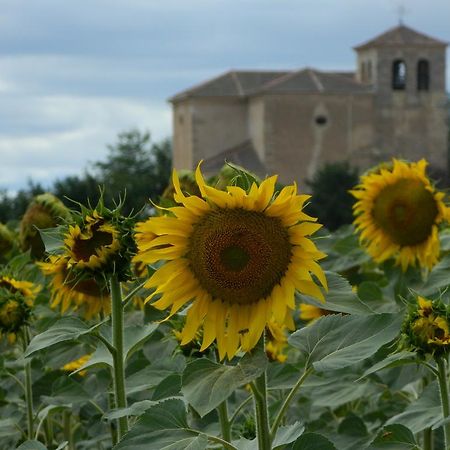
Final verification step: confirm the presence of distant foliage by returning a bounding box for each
[93,130,172,215]
[306,161,359,231]
[0,181,45,224]
[0,130,172,222]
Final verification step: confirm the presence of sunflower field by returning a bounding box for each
[0,159,450,450]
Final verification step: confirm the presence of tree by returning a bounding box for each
[92,130,172,215]
[0,181,44,224]
[53,173,102,209]
[305,161,359,231]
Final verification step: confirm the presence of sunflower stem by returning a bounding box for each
[63,410,74,450]
[270,366,312,439]
[251,371,271,450]
[423,427,433,450]
[436,357,450,450]
[110,274,129,439]
[213,348,232,443]
[108,391,118,446]
[217,398,232,443]
[22,326,34,440]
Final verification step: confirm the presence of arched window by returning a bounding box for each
[417,59,430,91]
[392,60,406,90]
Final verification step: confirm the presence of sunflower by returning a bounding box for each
[351,159,449,271]
[40,256,110,319]
[0,276,40,343]
[134,165,327,360]
[266,321,289,363]
[65,211,121,271]
[299,303,333,322]
[62,354,92,376]
[402,296,450,356]
[20,193,71,259]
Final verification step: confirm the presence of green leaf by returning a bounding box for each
[38,226,65,253]
[103,400,156,421]
[416,253,450,297]
[124,323,159,360]
[338,414,368,437]
[25,317,91,357]
[41,376,91,406]
[289,313,402,372]
[386,382,442,432]
[292,433,337,449]
[368,424,419,449]
[182,350,267,417]
[358,281,383,302]
[72,341,113,374]
[152,374,182,400]
[0,418,20,439]
[16,441,48,450]
[359,352,418,379]
[55,443,69,450]
[303,377,378,409]
[272,421,305,448]
[299,272,375,315]
[440,232,450,251]
[232,437,257,450]
[319,226,371,273]
[114,399,208,450]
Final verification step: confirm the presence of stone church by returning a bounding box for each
[170,25,448,186]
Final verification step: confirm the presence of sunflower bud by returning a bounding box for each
[266,321,288,363]
[0,276,39,343]
[159,170,201,211]
[0,223,15,256]
[402,296,450,356]
[214,163,260,191]
[20,193,71,259]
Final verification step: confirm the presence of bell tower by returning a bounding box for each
[354,25,448,170]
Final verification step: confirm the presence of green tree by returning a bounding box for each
[305,161,359,231]
[53,173,102,209]
[0,181,44,224]
[92,130,172,215]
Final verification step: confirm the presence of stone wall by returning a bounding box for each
[261,93,375,187]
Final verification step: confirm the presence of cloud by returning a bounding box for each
[0,95,170,191]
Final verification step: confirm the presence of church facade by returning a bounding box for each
[170,25,448,186]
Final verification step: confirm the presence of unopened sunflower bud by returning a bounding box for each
[0,223,15,256]
[20,193,71,259]
[402,296,450,356]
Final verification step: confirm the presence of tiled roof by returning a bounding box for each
[170,71,288,101]
[170,69,371,101]
[354,24,447,50]
[260,69,372,94]
[201,140,267,177]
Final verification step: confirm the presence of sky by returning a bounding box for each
[0,0,449,193]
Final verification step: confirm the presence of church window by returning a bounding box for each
[392,60,406,90]
[417,59,430,91]
[315,115,328,126]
